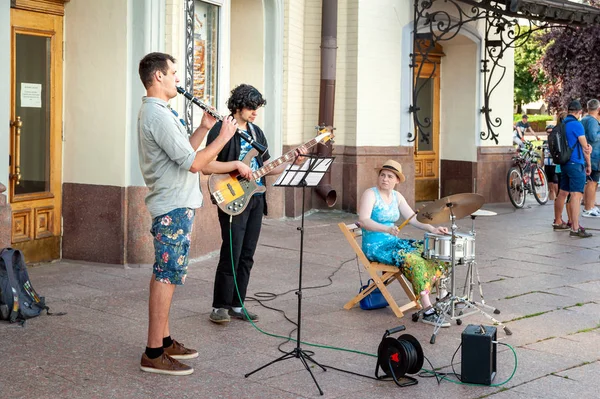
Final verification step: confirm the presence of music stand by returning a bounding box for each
[244,153,334,396]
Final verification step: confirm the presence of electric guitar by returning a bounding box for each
[209,128,334,216]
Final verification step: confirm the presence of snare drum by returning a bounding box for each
[423,232,475,263]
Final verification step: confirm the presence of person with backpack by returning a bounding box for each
[543,125,559,201]
[580,99,600,218]
[552,100,593,238]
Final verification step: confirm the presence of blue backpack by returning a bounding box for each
[0,248,56,324]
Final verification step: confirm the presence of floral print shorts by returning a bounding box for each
[151,208,195,285]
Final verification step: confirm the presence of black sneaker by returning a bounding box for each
[570,228,592,238]
[228,308,259,322]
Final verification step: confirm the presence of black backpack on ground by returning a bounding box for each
[0,248,52,324]
[547,119,578,165]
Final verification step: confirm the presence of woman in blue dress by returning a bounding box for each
[358,160,450,326]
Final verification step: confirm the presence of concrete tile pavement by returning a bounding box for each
[1,199,599,398]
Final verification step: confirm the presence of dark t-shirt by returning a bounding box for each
[516,121,530,130]
[206,121,270,164]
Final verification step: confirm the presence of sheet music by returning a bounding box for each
[273,158,334,187]
[273,162,309,186]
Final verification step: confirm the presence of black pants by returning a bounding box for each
[212,195,264,309]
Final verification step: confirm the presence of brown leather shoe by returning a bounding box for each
[140,353,194,376]
[164,339,198,360]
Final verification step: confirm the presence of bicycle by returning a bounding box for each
[506,140,549,208]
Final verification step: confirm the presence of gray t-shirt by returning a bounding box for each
[137,96,203,218]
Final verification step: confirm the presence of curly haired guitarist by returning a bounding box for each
[202,84,305,323]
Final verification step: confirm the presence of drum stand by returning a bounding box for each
[460,214,501,315]
[427,206,512,344]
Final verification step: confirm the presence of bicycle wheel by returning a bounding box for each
[531,166,549,205]
[507,167,526,208]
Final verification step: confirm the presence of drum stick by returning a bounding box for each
[396,211,419,232]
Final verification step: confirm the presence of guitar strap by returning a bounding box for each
[247,122,258,142]
[246,122,268,192]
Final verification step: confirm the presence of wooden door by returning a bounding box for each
[9,8,63,263]
[414,49,441,202]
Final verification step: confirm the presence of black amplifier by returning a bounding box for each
[461,324,497,385]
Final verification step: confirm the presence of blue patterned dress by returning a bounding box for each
[361,187,446,297]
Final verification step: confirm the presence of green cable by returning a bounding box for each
[228,217,377,358]
[228,218,518,383]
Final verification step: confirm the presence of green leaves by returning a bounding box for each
[540,21,600,111]
[514,28,548,109]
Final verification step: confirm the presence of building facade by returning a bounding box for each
[1,0,521,265]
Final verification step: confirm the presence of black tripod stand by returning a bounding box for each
[244,154,334,396]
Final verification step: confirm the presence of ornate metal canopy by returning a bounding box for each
[410,0,600,145]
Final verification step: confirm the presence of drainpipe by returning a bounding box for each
[315,0,337,207]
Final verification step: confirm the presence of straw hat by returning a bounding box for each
[375,159,406,183]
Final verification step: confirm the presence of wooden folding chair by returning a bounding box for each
[338,222,421,318]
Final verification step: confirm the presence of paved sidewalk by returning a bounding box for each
[1,200,599,399]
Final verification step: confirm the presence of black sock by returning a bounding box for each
[145,346,164,359]
[162,336,173,348]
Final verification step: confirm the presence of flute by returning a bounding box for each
[176,86,268,155]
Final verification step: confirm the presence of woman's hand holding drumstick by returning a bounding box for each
[387,211,419,237]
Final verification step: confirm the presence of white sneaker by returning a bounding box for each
[582,207,600,218]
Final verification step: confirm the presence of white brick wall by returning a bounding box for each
[283,0,359,148]
[334,0,359,147]
[283,0,308,146]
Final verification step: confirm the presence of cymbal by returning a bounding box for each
[417,193,485,224]
[471,209,497,217]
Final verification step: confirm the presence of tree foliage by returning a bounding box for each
[538,1,600,111]
[514,28,547,109]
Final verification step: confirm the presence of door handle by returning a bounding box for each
[10,116,22,186]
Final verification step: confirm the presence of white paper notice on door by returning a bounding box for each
[21,83,42,108]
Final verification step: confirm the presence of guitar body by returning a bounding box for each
[208,148,266,216]
[209,129,334,216]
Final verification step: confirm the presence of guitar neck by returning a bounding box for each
[252,136,325,180]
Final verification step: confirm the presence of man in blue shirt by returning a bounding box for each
[581,99,600,217]
[554,100,592,238]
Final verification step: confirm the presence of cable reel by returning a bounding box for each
[375,325,424,387]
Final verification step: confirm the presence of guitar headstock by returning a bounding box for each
[316,125,335,143]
